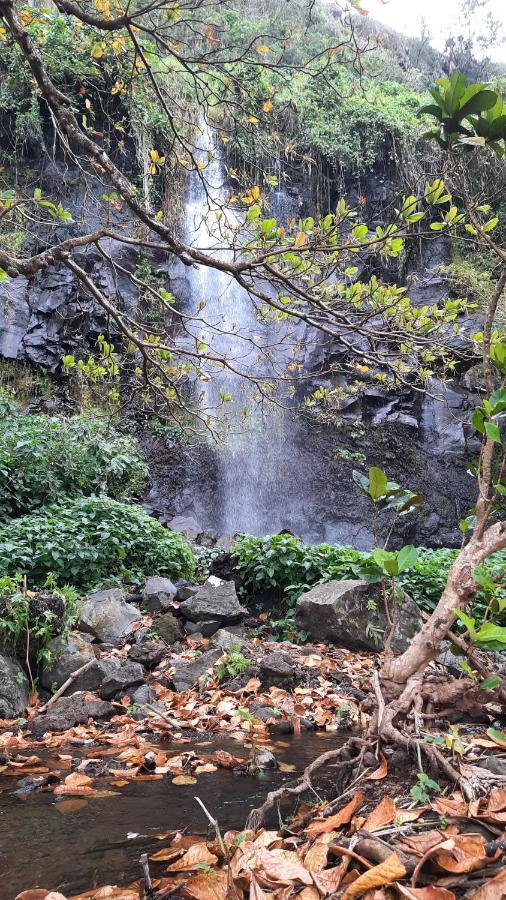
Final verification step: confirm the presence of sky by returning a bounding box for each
[359,0,506,62]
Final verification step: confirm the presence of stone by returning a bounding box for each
[169,515,203,539]
[30,693,114,737]
[128,639,166,669]
[185,619,222,637]
[174,580,198,601]
[250,703,283,724]
[129,683,155,706]
[179,580,248,624]
[77,588,142,646]
[142,577,177,614]
[153,612,184,645]
[259,652,295,688]
[171,649,223,692]
[296,579,423,652]
[58,657,144,699]
[0,653,29,719]
[40,632,97,691]
[255,750,277,769]
[211,628,245,651]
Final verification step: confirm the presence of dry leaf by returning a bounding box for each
[307,791,364,835]
[341,852,406,899]
[304,841,328,873]
[362,797,397,832]
[396,885,456,899]
[467,867,506,899]
[366,754,388,781]
[55,798,89,815]
[278,762,296,773]
[172,775,197,785]
[167,844,218,871]
[432,834,493,874]
[180,871,228,900]
[256,847,313,886]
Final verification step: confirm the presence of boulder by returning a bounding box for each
[77,588,142,645]
[211,628,245,651]
[174,580,198,601]
[296,579,423,652]
[259,652,295,688]
[142,577,177,614]
[40,632,97,691]
[179,579,247,624]
[56,657,145,699]
[184,619,222,637]
[172,649,222,692]
[169,515,202,539]
[0,653,29,719]
[128,639,166,669]
[153,612,184,645]
[30,693,114,737]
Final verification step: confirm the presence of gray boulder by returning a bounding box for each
[40,632,97,691]
[142,577,177,613]
[169,515,203,539]
[179,579,247,624]
[30,693,114,737]
[63,657,145,699]
[296,579,423,652]
[211,628,245,651]
[172,649,222,692]
[0,653,29,719]
[153,612,184,645]
[185,619,222,637]
[259,652,295,688]
[128,639,166,669]
[77,588,142,645]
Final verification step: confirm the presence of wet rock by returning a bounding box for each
[185,619,222,637]
[296,579,422,652]
[30,693,114,737]
[209,551,237,583]
[77,588,142,646]
[171,649,222,692]
[211,628,245,651]
[179,579,248,624]
[60,657,144,699]
[256,750,277,769]
[153,612,184,644]
[174,579,198,601]
[142,577,177,614]
[129,683,154,706]
[478,756,506,776]
[40,632,97,691]
[0,653,29,719]
[259,652,295,688]
[169,515,203,539]
[128,639,165,670]
[250,703,282,724]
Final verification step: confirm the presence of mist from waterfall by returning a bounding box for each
[181,121,314,537]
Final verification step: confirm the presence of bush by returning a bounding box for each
[0,409,148,520]
[232,533,506,622]
[0,574,79,665]
[0,497,195,590]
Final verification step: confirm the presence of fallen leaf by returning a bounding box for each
[486,789,506,813]
[194,764,218,774]
[432,834,493,874]
[362,797,397,832]
[341,852,406,898]
[172,775,197,785]
[55,798,89,815]
[256,847,313,885]
[15,893,51,900]
[150,847,183,863]
[366,754,388,781]
[467,867,506,898]
[486,728,506,747]
[303,841,328,873]
[167,844,218,871]
[278,762,296,773]
[431,796,468,818]
[180,870,228,900]
[307,791,364,835]
[396,886,456,899]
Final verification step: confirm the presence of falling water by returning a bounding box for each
[181,120,315,536]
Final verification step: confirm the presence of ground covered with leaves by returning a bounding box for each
[2,623,506,900]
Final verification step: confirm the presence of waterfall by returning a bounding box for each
[180,120,309,536]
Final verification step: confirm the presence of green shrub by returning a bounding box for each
[0,574,79,666]
[232,533,506,622]
[0,497,195,590]
[0,409,148,520]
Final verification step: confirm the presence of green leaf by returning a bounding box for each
[484,421,501,443]
[486,727,506,747]
[479,676,501,692]
[368,466,388,501]
[397,544,419,573]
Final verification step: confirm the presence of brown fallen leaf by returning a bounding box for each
[340,852,406,899]
[362,797,397,832]
[15,893,52,900]
[432,834,494,874]
[54,772,94,796]
[486,789,506,813]
[172,775,197,785]
[365,754,388,781]
[466,866,506,899]
[150,847,184,863]
[180,870,228,900]
[396,885,456,899]
[311,862,349,895]
[255,847,313,886]
[278,762,296,773]
[303,841,328,873]
[55,798,89,815]
[307,791,365,836]
[167,843,218,871]
[194,764,218,774]
[431,796,468,818]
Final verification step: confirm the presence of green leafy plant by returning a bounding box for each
[418,71,504,153]
[410,772,442,804]
[216,643,252,681]
[0,497,195,590]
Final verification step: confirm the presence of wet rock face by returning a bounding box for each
[0,652,29,718]
[296,579,423,652]
[77,588,142,646]
[40,632,97,691]
[30,693,114,737]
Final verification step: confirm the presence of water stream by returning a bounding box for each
[0,732,341,898]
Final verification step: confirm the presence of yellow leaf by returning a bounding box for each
[341,852,406,898]
[263,100,273,113]
[250,185,261,201]
[246,116,259,125]
[294,231,308,248]
[256,45,270,54]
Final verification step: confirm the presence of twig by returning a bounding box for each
[144,703,179,729]
[372,669,386,737]
[140,852,154,898]
[194,796,226,856]
[37,657,96,714]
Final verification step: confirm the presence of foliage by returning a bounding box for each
[232,533,506,623]
[0,497,195,590]
[419,71,506,156]
[410,772,442,804]
[0,574,79,669]
[216,643,252,681]
[0,405,148,520]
